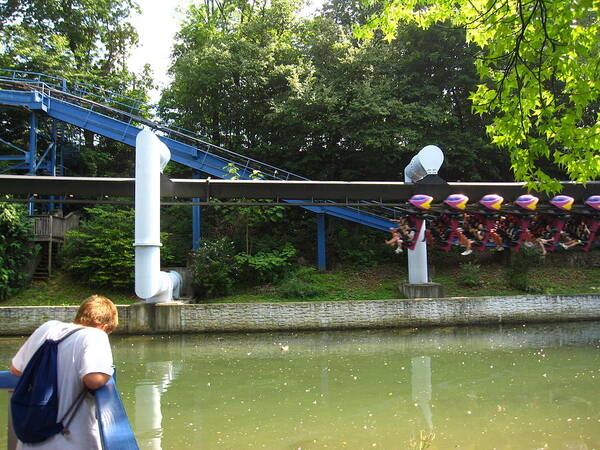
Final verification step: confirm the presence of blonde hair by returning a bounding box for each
[74,295,119,334]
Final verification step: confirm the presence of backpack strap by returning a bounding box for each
[56,326,85,344]
[56,326,88,434]
[60,388,88,435]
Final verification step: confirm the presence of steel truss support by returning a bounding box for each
[27,112,37,214]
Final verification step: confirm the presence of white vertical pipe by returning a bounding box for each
[405,170,429,284]
[404,145,443,284]
[134,128,180,302]
[407,225,428,284]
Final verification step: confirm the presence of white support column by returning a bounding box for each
[407,224,428,284]
[404,145,445,292]
[134,128,182,303]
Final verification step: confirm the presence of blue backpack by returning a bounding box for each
[11,327,87,443]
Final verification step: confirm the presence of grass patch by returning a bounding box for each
[2,272,138,306]
[2,258,599,306]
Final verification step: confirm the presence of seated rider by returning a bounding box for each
[386,228,404,253]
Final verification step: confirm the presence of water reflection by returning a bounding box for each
[135,361,180,450]
[2,323,600,449]
[412,356,433,431]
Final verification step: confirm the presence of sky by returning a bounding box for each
[128,0,322,104]
[128,0,191,104]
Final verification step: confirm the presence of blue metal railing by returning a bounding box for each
[0,370,138,450]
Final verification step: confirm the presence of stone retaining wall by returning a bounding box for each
[1,294,599,336]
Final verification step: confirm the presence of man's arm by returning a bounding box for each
[83,372,111,391]
[9,363,22,377]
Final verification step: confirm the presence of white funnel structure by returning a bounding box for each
[404,145,444,183]
[405,145,444,284]
[134,128,182,302]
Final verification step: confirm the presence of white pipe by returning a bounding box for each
[405,145,444,284]
[405,187,429,284]
[134,128,181,302]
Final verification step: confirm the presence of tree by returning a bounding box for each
[61,207,175,289]
[162,0,507,181]
[357,0,600,191]
[1,0,139,80]
[0,0,153,178]
[0,200,37,300]
[272,14,508,180]
[160,0,305,152]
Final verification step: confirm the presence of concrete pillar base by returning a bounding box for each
[126,301,185,334]
[401,282,445,299]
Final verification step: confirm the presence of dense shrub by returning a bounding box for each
[505,246,544,293]
[276,268,326,299]
[0,201,38,300]
[460,262,483,287]
[234,243,297,284]
[61,207,174,289]
[189,238,237,299]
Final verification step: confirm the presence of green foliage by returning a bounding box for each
[234,243,297,284]
[276,267,327,299]
[1,0,153,179]
[1,0,139,77]
[505,247,544,293]
[0,201,37,300]
[208,163,287,254]
[61,207,174,289]
[460,262,482,288]
[62,208,134,288]
[161,205,193,266]
[359,0,600,191]
[161,0,502,182]
[330,223,390,268]
[189,238,237,299]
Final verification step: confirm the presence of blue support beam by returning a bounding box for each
[50,120,58,210]
[28,112,37,215]
[192,170,202,250]
[317,213,326,272]
[0,90,47,111]
[28,112,37,174]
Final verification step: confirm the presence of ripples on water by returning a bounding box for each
[2,322,600,449]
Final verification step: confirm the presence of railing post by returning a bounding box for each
[317,213,326,272]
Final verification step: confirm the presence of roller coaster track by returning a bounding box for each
[0,69,399,231]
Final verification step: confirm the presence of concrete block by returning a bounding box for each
[401,282,445,299]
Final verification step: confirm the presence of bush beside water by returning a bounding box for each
[460,262,483,287]
[505,246,544,293]
[276,268,327,299]
[189,239,298,300]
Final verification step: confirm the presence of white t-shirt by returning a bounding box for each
[11,320,114,450]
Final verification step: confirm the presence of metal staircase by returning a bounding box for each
[0,69,399,231]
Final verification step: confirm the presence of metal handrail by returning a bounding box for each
[0,370,138,450]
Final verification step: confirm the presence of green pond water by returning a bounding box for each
[2,322,600,449]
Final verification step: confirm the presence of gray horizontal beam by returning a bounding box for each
[0,175,597,202]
